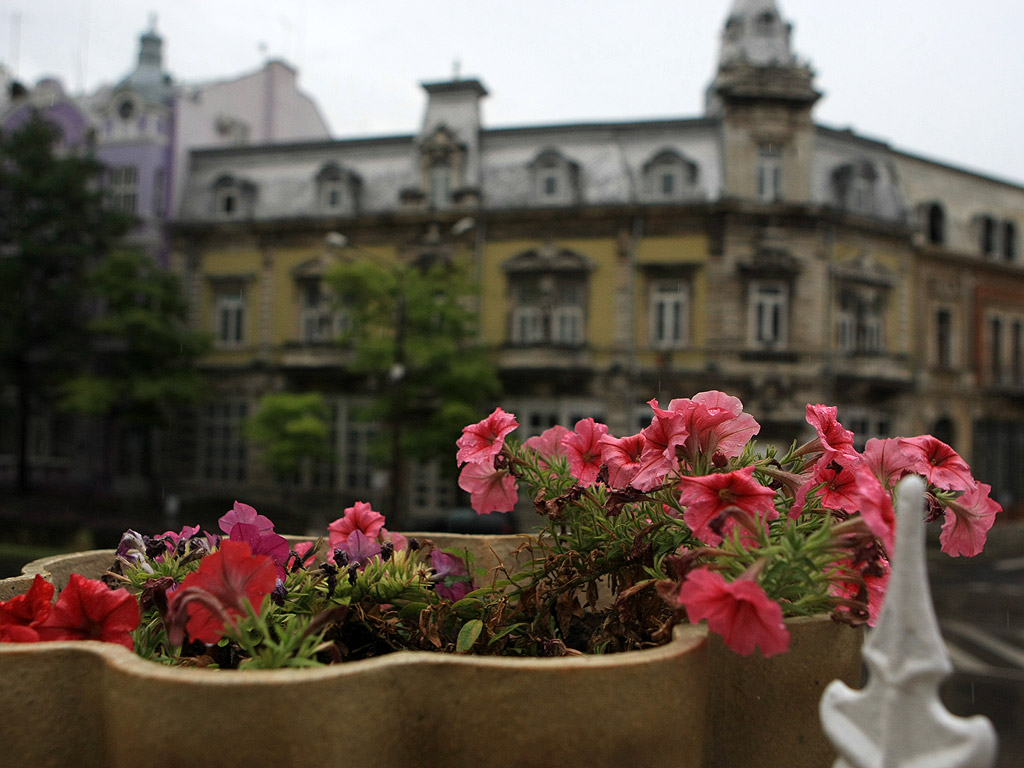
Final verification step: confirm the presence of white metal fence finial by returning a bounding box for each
[819,474,998,768]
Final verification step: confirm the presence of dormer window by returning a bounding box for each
[529,150,580,206]
[212,175,256,219]
[832,160,877,216]
[315,163,361,215]
[642,149,698,203]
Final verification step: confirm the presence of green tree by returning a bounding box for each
[327,253,501,526]
[245,392,332,478]
[61,248,210,494]
[0,114,130,493]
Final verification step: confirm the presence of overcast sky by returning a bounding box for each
[3,0,1023,185]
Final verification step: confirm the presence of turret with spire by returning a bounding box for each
[706,0,818,116]
[115,16,174,107]
[706,0,820,202]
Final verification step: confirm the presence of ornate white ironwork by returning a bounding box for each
[820,475,998,768]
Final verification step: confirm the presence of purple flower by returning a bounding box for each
[228,522,291,581]
[156,524,217,558]
[336,530,382,570]
[218,501,275,536]
[431,550,474,602]
[115,530,153,573]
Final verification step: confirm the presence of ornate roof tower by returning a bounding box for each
[705,0,818,116]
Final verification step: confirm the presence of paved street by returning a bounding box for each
[929,527,1024,767]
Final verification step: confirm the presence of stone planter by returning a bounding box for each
[0,536,861,768]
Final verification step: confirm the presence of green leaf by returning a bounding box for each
[455,619,484,653]
[487,623,526,645]
[399,601,430,619]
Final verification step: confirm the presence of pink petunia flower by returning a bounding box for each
[458,461,519,515]
[852,467,896,554]
[668,390,761,464]
[32,574,139,650]
[561,418,609,487]
[676,567,790,657]
[804,404,858,467]
[631,400,690,491]
[897,435,977,493]
[523,425,571,460]
[456,408,519,466]
[861,437,914,489]
[816,464,862,514]
[599,432,646,488]
[939,482,1001,557]
[328,501,387,550]
[676,466,777,545]
[219,501,275,536]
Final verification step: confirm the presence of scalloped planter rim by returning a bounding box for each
[0,535,862,768]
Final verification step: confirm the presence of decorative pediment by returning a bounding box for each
[503,243,593,273]
[832,251,895,287]
[738,248,801,277]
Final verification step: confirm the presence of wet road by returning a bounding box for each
[929,530,1024,767]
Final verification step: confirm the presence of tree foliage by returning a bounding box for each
[245,392,333,476]
[61,247,210,423]
[327,254,501,466]
[0,113,208,493]
[0,114,131,491]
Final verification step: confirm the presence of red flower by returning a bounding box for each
[456,407,518,466]
[562,418,609,487]
[0,574,54,643]
[940,482,1001,557]
[165,540,277,645]
[897,435,976,493]
[676,568,790,657]
[32,574,139,650]
[328,501,386,550]
[458,461,519,515]
[677,466,777,545]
